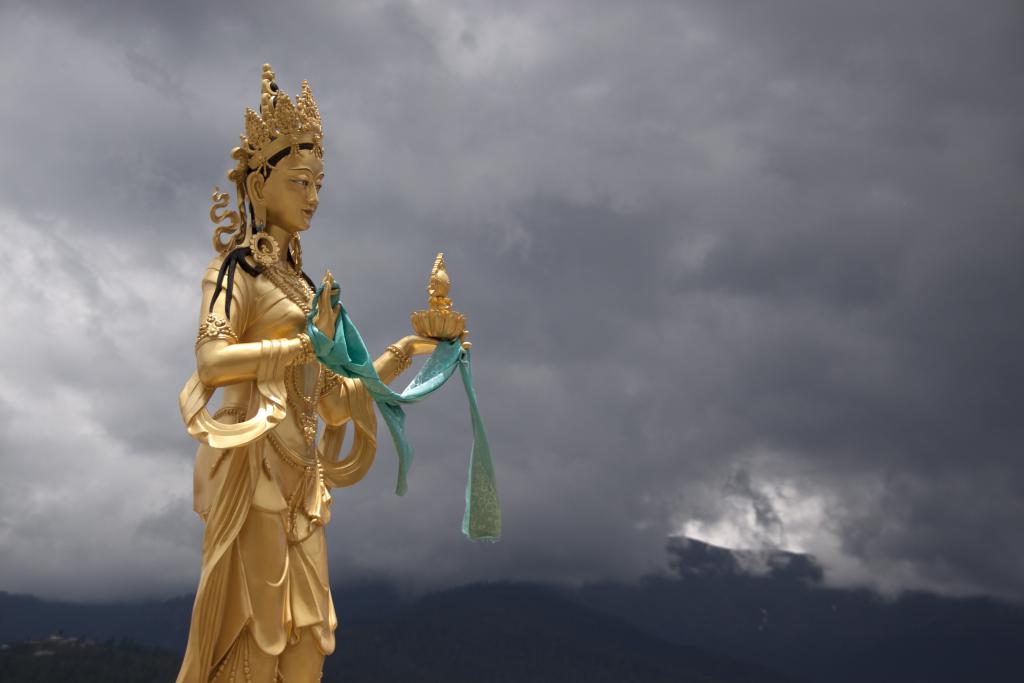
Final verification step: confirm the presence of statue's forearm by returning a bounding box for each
[316,335,441,425]
[317,344,409,425]
[196,337,307,387]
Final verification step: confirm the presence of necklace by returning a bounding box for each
[259,242,320,446]
[263,261,314,314]
[286,364,322,447]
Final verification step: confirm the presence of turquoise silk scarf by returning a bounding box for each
[305,284,500,541]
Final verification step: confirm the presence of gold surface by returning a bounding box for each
[411,252,470,345]
[175,65,451,683]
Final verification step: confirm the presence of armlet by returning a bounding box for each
[195,314,239,350]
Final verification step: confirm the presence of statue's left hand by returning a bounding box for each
[401,335,441,357]
[399,334,472,356]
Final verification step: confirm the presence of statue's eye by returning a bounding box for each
[292,178,308,187]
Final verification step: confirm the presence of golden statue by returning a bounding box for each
[174,65,493,683]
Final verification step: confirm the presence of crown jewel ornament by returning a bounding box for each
[242,64,323,174]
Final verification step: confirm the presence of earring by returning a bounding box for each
[253,203,266,231]
[251,232,280,268]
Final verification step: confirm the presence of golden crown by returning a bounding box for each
[237,64,323,173]
[211,65,324,255]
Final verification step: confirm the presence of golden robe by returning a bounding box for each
[175,255,378,683]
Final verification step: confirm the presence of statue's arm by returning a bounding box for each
[317,335,439,426]
[197,338,307,387]
[193,270,308,388]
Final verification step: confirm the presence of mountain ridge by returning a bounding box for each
[3,539,1022,682]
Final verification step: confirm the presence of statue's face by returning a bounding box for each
[262,149,324,233]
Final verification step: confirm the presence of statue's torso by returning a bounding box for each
[195,258,322,521]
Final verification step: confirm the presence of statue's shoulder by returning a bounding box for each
[204,250,227,273]
[200,249,264,308]
[201,251,228,286]
[201,247,255,278]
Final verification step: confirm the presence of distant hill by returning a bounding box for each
[325,582,795,683]
[573,538,1024,683]
[0,636,179,683]
[2,539,1023,682]
[0,581,405,654]
[0,581,790,683]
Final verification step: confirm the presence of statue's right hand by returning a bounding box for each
[313,271,340,338]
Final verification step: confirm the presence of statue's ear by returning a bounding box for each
[246,171,266,205]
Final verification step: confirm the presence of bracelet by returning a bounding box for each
[291,332,316,366]
[211,405,247,422]
[386,343,412,372]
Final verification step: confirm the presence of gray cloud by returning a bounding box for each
[0,0,1022,601]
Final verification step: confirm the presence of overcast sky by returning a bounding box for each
[1,0,1022,603]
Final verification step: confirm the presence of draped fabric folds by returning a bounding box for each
[174,437,256,683]
[305,284,501,541]
[179,340,290,449]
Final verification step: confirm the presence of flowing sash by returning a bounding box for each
[305,285,500,541]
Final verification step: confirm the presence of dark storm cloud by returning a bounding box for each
[0,0,1022,600]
